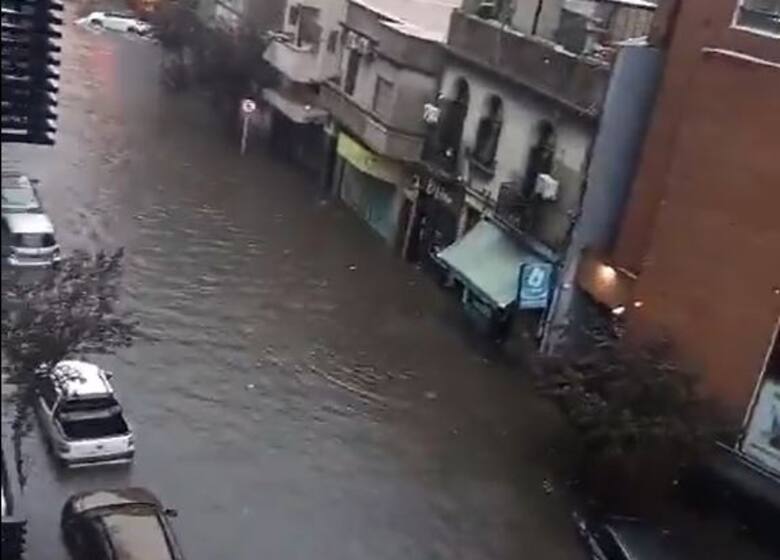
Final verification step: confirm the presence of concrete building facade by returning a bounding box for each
[262,0,347,174]
[319,0,459,246]
[415,0,659,340]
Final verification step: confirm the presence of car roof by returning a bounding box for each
[3,212,54,234]
[100,506,178,560]
[605,518,684,560]
[70,487,162,514]
[53,361,113,397]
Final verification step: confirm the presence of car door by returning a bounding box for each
[103,13,121,31]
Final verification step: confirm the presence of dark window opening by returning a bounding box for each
[372,76,394,117]
[344,49,361,96]
[60,397,119,413]
[426,78,469,172]
[327,30,339,53]
[60,414,129,440]
[736,0,780,35]
[297,6,321,50]
[288,4,300,26]
[522,119,556,198]
[472,95,503,168]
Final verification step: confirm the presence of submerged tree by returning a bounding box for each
[535,308,725,510]
[1,250,138,485]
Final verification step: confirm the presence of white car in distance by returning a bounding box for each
[83,11,151,35]
[36,361,135,467]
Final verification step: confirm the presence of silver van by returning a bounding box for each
[1,213,61,267]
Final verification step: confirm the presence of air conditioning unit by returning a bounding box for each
[535,173,559,201]
[356,36,372,56]
[423,103,440,124]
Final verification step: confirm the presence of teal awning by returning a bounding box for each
[437,220,542,309]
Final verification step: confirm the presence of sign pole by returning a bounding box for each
[240,114,249,156]
[239,98,257,156]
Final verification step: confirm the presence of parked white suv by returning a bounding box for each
[1,213,61,267]
[1,172,43,215]
[83,11,151,35]
[36,361,135,467]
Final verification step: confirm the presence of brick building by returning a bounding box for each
[583,0,780,423]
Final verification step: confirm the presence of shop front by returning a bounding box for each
[334,132,406,245]
[436,219,555,342]
[407,167,465,276]
[262,87,328,175]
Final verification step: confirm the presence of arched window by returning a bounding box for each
[473,95,503,168]
[430,78,470,170]
[441,78,469,153]
[522,119,556,197]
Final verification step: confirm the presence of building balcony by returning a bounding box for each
[263,39,320,84]
[446,10,611,117]
[320,82,425,162]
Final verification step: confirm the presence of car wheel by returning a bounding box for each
[128,26,138,34]
[91,19,103,28]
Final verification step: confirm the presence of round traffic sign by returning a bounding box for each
[241,99,256,114]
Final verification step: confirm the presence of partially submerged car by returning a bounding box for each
[36,361,134,467]
[61,487,184,560]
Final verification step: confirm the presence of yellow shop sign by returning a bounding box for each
[337,133,403,184]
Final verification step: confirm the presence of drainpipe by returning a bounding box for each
[531,0,545,36]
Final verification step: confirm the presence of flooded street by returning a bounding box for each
[3,14,582,560]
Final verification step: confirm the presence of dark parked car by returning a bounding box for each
[573,510,684,560]
[61,487,184,560]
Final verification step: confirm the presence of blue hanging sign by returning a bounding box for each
[518,263,554,310]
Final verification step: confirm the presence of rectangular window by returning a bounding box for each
[372,76,394,118]
[735,0,780,35]
[288,4,300,26]
[327,30,339,53]
[297,6,322,50]
[343,49,361,96]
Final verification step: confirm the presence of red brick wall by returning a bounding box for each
[613,0,780,417]
[614,0,780,270]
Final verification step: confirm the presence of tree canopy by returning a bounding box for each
[1,249,138,484]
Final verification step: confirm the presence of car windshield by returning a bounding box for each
[60,413,129,439]
[98,505,174,560]
[60,396,119,413]
[11,233,55,248]
[1,188,39,211]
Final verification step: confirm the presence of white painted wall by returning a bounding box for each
[440,60,595,248]
[280,0,348,82]
[336,46,439,135]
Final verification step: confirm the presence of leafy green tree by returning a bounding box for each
[1,250,137,485]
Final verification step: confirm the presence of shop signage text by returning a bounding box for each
[412,174,461,210]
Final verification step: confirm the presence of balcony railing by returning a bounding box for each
[446,10,611,117]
